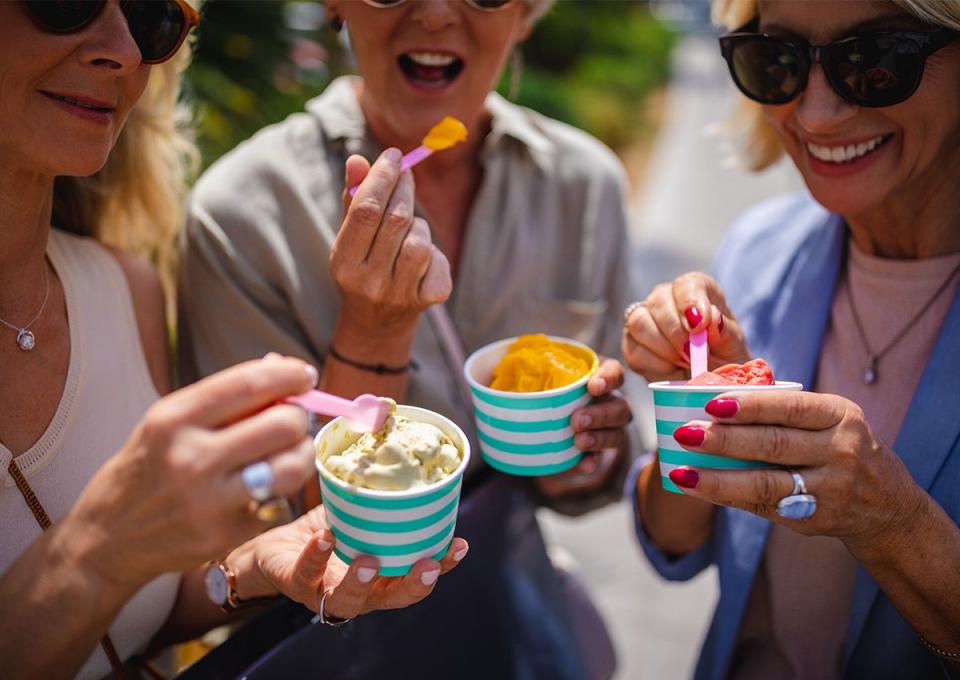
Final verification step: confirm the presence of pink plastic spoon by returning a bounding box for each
[348,116,468,197]
[284,390,391,433]
[690,330,708,379]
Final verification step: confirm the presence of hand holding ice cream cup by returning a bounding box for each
[650,359,803,493]
[624,272,804,494]
[315,402,470,576]
[464,334,630,481]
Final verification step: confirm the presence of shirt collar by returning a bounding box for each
[306,75,554,167]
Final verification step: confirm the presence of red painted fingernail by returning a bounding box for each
[718,314,725,333]
[673,425,705,447]
[705,398,738,418]
[669,467,699,489]
[682,340,690,357]
[685,306,703,328]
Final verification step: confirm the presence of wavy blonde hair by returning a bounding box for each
[53,19,199,290]
[712,0,960,171]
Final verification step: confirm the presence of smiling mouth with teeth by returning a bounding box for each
[806,133,893,164]
[398,51,464,88]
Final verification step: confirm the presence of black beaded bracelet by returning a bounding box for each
[328,345,417,375]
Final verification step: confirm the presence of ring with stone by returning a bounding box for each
[623,301,644,327]
[241,461,274,503]
[776,469,818,520]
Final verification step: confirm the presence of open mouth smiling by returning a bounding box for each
[398,51,465,89]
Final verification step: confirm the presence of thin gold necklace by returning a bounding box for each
[0,262,49,352]
[846,259,960,385]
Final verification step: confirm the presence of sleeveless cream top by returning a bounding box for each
[0,229,180,680]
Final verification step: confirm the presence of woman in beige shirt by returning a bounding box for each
[0,4,462,678]
[179,1,634,677]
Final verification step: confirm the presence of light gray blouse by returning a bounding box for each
[179,76,635,444]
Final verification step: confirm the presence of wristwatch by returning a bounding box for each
[203,559,275,613]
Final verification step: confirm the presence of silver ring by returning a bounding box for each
[776,469,817,519]
[623,301,644,327]
[318,589,353,627]
[241,461,274,503]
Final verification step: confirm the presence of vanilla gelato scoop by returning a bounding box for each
[323,408,462,491]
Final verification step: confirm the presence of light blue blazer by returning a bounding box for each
[630,193,960,679]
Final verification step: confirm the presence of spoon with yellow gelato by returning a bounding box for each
[349,116,468,196]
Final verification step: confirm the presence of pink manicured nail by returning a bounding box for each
[685,306,703,328]
[578,413,593,428]
[420,569,440,586]
[384,147,402,164]
[673,425,705,447]
[357,567,377,583]
[453,546,469,562]
[316,537,332,552]
[706,398,739,418]
[304,365,319,385]
[669,467,699,489]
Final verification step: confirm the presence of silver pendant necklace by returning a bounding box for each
[847,260,960,385]
[0,263,50,352]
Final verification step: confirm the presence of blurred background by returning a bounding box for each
[182,1,802,677]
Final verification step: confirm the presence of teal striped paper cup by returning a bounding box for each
[463,336,598,476]
[650,380,803,494]
[314,405,470,576]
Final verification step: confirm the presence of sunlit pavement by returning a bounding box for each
[538,33,803,680]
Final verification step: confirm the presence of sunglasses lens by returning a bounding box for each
[25,0,104,33]
[727,36,805,104]
[123,0,186,63]
[826,36,920,107]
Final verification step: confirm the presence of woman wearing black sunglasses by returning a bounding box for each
[0,3,466,678]
[625,1,960,678]
[179,0,635,678]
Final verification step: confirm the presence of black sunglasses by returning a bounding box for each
[719,19,960,108]
[23,0,200,65]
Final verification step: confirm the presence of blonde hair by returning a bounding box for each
[713,0,960,171]
[53,26,199,290]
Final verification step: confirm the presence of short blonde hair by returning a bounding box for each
[53,20,199,289]
[713,0,960,171]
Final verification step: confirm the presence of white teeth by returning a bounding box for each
[407,52,456,67]
[806,135,887,163]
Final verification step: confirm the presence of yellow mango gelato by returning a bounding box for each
[322,401,462,491]
[422,116,468,151]
[489,334,595,393]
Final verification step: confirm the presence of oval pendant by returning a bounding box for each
[16,329,36,351]
[863,355,877,385]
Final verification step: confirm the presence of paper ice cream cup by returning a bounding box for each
[650,380,803,494]
[315,405,470,576]
[463,336,598,477]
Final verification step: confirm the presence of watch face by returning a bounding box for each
[204,565,229,606]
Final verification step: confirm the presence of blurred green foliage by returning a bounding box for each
[508,1,676,149]
[185,1,676,169]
